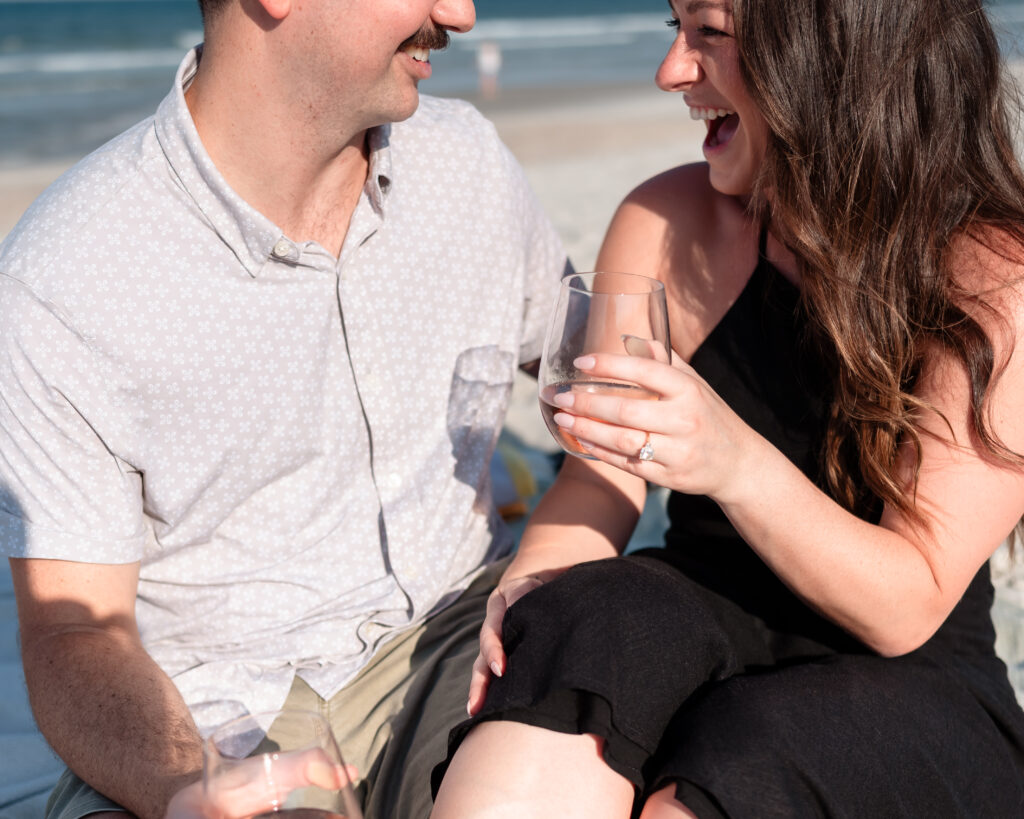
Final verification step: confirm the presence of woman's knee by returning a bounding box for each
[507,555,718,652]
[433,722,634,818]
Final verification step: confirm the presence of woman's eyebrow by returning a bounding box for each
[685,0,730,13]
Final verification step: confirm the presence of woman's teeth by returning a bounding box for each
[403,46,430,63]
[689,107,735,121]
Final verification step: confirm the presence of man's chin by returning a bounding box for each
[394,91,422,122]
[375,91,421,127]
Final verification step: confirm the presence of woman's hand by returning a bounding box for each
[551,352,764,504]
[466,574,548,717]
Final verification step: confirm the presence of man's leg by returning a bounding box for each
[44,769,129,819]
[359,561,506,819]
[40,560,504,819]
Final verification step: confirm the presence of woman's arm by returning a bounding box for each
[468,453,646,714]
[556,232,1024,657]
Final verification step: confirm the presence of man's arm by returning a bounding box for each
[11,557,203,819]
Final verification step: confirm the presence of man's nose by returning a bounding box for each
[431,0,475,34]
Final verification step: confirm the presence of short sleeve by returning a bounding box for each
[508,157,571,366]
[0,275,145,562]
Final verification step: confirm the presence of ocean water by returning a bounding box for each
[0,0,673,167]
[1,0,1024,168]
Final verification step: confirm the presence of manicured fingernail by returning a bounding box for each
[574,355,596,370]
[578,439,595,451]
[552,391,575,408]
[553,412,574,429]
[490,661,502,677]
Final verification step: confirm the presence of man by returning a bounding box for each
[0,0,567,816]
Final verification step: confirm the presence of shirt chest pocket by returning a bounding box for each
[446,345,516,457]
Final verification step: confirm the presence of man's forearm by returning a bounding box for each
[22,627,202,819]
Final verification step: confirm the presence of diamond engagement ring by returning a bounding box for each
[637,433,655,462]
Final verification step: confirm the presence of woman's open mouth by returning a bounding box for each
[690,106,739,150]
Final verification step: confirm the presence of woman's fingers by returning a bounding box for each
[467,652,493,716]
[554,411,650,463]
[556,355,701,434]
[480,588,510,676]
[576,352,692,396]
[621,334,672,364]
[467,576,547,717]
[467,588,510,715]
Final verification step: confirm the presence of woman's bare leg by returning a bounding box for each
[638,785,699,818]
[430,721,634,819]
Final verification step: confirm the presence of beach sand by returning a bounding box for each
[480,82,706,450]
[0,81,701,256]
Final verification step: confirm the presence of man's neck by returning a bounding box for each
[183,45,371,259]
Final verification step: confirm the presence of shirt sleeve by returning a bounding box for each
[0,275,145,562]
[502,145,571,367]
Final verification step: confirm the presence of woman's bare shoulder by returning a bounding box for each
[596,163,760,360]
[597,163,748,273]
[618,163,723,226]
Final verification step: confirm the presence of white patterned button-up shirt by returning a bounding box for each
[0,50,566,728]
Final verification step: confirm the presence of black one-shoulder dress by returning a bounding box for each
[434,254,1024,817]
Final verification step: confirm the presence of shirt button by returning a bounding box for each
[272,239,294,259]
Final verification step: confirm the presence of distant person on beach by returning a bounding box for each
[432,0,1024,816]
[0,0,567,817]
[476,40,502,99]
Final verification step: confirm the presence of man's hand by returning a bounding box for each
[165,750,359,818]
[11,557,204,818]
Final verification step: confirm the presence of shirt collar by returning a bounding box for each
[154,48,393,277]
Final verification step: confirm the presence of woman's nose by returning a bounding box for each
[656,39,702,92]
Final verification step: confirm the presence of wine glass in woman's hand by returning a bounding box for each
[539,271,670,458]
[198,709,362,819]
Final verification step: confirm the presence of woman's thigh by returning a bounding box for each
[649,654,1024,818]
[447,553,807,791]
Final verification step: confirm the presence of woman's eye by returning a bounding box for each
[665,18,680,29]
[698,25,727,37]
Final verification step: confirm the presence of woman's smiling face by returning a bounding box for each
[658,0,769,197]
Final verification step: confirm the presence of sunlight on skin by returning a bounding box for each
[639,785,700,818]
[431,722,634,818]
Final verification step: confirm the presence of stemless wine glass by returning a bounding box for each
[204,709,363,819]
[539,271,670,459]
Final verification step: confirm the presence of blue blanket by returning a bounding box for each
[0,563,62,818]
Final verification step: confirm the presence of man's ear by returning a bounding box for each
[255,0,290,21]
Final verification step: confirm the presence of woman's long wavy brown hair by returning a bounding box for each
[733,0,1024,522]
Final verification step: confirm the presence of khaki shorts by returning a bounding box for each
[46,560,503,819]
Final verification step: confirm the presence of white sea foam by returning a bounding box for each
[0,48,182,75]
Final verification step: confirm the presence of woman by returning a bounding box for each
[431,0,1024,816]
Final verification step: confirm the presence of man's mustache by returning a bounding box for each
[401,25,451,52]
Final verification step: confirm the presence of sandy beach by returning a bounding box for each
[0,81,703,258]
